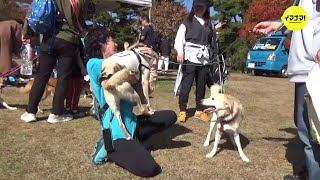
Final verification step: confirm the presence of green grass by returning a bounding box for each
[0,73,302,180]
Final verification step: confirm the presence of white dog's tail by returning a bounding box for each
[210,84,222,95]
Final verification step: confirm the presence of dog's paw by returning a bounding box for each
[9,107,17,110]
[203,141,210,147]
[146,110,155,115]
[148,107,156,113]
[206,153,215,158]
[241,156,250,162]
[125,136,132,140]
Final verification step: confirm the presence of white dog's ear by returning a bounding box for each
[124,42,129,50]
[210,84,221,95]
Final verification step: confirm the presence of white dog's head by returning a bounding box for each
[201,85,232,118]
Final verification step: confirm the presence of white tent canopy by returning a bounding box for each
[99,0,152,10]
[116,0,152,7]
[98,0,153,21]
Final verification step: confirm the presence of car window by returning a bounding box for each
[251,38,282,51]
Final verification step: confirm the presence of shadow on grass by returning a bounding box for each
[186,108,196,119]
[213,133,250,156]
[1,103,27,110]
[149,123,193,151]
[263,128,305,175]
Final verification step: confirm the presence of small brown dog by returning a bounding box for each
[20,78,57,100]
[20,78,57,112]
[0,77,17,110]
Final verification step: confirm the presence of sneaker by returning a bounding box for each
[177,111,187,123]
[47,113,73,124]
[194,111,210,122]
[71,110,86,117]
[20,112,36,122]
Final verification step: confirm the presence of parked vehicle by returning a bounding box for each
[246,31,289,77]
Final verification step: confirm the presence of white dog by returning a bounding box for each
[201,85,250,162]
[0,77,17,110]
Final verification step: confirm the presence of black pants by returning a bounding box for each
[107,110,177,178]
[26,37,77,115]
[179,61,209,111]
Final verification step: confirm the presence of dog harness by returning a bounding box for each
[98,49,152,121]
[100,49,151,84]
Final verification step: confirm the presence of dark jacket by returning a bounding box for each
[160,38,171,57]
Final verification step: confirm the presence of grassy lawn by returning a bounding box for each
[0,73,303,180]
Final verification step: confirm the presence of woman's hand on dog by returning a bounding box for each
[138,46,152,55]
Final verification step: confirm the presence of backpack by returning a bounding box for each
[27,0,57,35]
[27,0,83,35]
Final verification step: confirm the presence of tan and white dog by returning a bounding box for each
[201,85,250,162]
[0,77,17,110]
[101,43,159,140]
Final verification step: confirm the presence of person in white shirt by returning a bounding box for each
[174,0,215,123]
[253,0,320,179]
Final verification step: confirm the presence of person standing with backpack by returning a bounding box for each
[20,0,88,123]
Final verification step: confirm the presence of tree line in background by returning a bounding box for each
[0,0,292,71]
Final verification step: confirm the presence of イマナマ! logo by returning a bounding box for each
[281,6,309,31]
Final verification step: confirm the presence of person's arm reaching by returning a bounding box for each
[253,21,283,35]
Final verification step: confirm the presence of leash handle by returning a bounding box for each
[0,55,40,78]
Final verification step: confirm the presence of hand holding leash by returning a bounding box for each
[177,54,184,64]
[253,21,283,35]
[316,48,320,64]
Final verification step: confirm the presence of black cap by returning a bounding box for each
[193,0,213,7]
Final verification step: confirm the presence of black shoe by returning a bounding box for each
[283,175,302,180]
[71,110,86,117]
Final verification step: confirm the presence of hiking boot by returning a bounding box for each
[47,113,73,124]
[177,111,187,123]
[194,111,210,122]
[20,112,36,123]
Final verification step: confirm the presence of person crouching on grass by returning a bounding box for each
[85,26,177,178]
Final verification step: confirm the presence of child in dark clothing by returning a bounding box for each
[65,41,87,116]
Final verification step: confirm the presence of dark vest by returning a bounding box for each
[183,16,213,46]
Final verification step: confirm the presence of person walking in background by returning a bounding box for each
[20,0,88,123]
[157,35,171,73]
[174,0,215,123]
[253,0,320,179]
[139,15,154,48]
